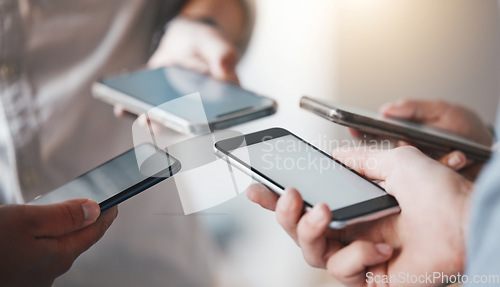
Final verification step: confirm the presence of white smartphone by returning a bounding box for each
[214,128,400,229]
[29,143,181,211]
[92,66,277,135]
[300,96,492,162]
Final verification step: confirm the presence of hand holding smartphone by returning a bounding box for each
[215,128,400,229]
[93,66,277,135]
[300,96,492,162]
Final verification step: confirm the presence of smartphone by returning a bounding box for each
[92,66,277,135]
[214,127,400,229]
[29,143,181,211]
[300,96,492,162]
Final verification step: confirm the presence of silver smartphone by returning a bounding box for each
[214,128,400,229]
[29,143,181,211]
[92,66,277,135]
[300,96,492,162]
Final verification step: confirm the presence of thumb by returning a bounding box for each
[331,147,397,181]
[27,199,101,237]
[380,99,445,122]
[197,31,239,81]
[331,146,429,182]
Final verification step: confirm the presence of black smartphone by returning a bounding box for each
[214,127,400,229]
[92,66,277,135]
[300,96,492,162]
[29,143,181,211]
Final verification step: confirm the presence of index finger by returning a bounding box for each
[55,207,118,265]
[296,203,343,268]
[246,183,279,211]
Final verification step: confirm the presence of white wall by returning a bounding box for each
[239,0,339,101]
[240,0,500,123]
[335,0,500,123]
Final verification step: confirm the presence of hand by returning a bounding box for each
[247,146,471,286]
[114,16,240,122]
[350,99,493,177]
[0,199,117,287]
[380,99,493,146]
[148,16,239,83]
[382,99,493,179]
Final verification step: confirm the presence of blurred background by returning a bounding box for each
[242,0,500,119]
[57,0,500,286]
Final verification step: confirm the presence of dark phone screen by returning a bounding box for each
[29,144,178,207]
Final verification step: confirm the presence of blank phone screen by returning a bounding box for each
[232,135,386,210]
[30,144,177,206]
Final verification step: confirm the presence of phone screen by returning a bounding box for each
[101,67,274,121]
[231,134,387,210]
[30,144,179,209]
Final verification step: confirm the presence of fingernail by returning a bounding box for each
[448,153,462,169]
[82,201,100,222]
[307,204,327,225]
[375,243,392,256]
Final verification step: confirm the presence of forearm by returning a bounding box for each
[180,0,246,44]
